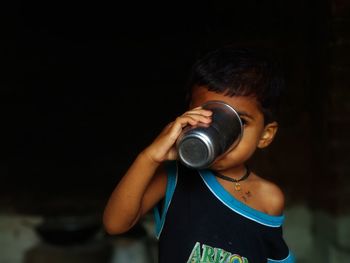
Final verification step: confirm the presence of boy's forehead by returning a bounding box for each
[190,86,261,113]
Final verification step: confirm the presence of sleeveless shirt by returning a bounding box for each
[153,161,295,263]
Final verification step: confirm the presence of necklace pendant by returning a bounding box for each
[234,183,241,191]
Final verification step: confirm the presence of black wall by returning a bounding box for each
[3,1,340,216]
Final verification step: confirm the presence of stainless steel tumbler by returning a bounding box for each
[176,100,243,169]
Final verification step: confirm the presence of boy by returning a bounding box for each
[103,46,295,262]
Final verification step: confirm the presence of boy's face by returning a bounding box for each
[190,86,278,171]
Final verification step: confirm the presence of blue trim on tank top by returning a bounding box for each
[268,251,295,263]
[199,169,285,227]
[154,161,178,239]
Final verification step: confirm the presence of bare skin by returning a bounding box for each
[103,86,285,235]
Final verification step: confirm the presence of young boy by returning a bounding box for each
[103,46,295,263]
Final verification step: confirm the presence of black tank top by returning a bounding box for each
[153,161,294,263]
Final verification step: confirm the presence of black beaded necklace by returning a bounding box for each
[214,166,251,191]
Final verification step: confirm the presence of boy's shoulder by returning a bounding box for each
[250,173,285,216]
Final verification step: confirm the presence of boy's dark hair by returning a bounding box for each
[186,46,285,123]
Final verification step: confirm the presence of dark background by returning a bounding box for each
[2,0,349,219]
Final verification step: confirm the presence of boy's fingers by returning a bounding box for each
[182,109,212,117]
[177,114,211,126]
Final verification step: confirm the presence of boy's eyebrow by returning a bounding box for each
[237,111,254,120]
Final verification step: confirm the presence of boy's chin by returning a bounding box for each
[209,158,244,171]
[208,161,225,171]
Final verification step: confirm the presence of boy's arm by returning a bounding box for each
[103,106,212,235]
[103,151,167,234]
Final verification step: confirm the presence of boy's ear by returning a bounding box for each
[257,122,278,149]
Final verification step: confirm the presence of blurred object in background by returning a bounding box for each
[25,214,113,263]
[108,219,157,263]
[0,214,42,263]
[34,215,101,246]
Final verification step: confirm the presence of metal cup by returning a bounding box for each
[176,100,243,169]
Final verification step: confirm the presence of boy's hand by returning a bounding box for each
[143,107,212,164]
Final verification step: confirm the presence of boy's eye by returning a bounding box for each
[240,118,248,126]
